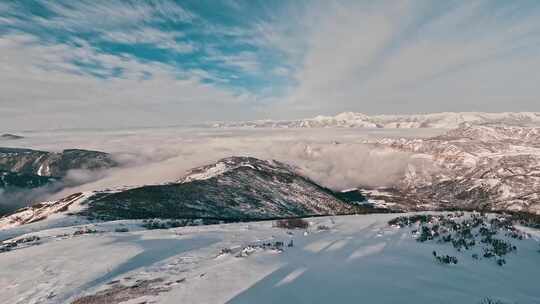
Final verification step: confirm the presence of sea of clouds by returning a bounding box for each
[0,126,443,211]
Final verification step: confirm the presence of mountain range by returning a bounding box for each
[211,112,540,129]
[3,115,540,231]
[0,147,118,216]
[0,147,117,178]
[0,157,372,230]
[362,124,540,214]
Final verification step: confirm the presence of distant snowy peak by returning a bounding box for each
[439,124,540,143]
[212,112,540,129]
[177,156,297,183]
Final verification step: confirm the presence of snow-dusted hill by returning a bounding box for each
[0,157,369,231]
[212,112,540,129]
[0,170,56,190]
[0,147,118,216]
[0,147,117,178]
[0,213,538,304]
[364,125,540,214]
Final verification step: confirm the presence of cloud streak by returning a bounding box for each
[276,0,540,116]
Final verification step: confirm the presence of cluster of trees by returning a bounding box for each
[73,228,98,235]
[478,297,511,304]
[482,239,516,257]
[141,218,221,229]
[275,218,309,229]
[432,251,458,264]
[388,214,436,227]
[228,239,294,257]
[505,211,540,229]
[1,235,42,253]
[142,219,185,229]
[389,212,524,266]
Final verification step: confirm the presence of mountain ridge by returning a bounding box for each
[0,156,371,230]
[363,124,540,214]
[211,111,540,129]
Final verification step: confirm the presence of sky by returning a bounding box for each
[1,0,540,130]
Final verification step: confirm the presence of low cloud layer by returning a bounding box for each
[0,168,109,215]
[0,127,443,211]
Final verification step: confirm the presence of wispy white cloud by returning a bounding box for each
[205,49,261,74]
[0,33,255,131]
[37,0,195,31]
[100,28,196,53]
[1,0,540,130]
[272,0,540,116]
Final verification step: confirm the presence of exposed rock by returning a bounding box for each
[0,134,24,140]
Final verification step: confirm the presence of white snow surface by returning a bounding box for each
[1,213,539,304]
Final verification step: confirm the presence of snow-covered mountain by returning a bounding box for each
[364,125,540,214]
[0,170,56,190]
[212,112,540,129]
[1,134,540,303]
[0,147,117,178]
[0,157,369,230]
[0,147,119,216]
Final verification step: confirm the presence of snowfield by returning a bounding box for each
[1,213,539,304]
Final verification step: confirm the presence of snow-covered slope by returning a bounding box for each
[0,192,93,231]
[212,112,540,129]
[0,213,538,304]
[177,157,298,184]
[0,157,368,230]
[365,125,540,214]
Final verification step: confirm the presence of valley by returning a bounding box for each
[2,116,540,304]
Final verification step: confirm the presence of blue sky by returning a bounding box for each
[1,1,301,94]
[1,0,540,130]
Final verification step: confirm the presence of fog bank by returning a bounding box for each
[0,127,444,204]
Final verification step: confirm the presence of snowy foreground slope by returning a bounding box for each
[212,112,540,129]
[1,213,539,304]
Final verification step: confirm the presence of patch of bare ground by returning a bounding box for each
[71,278,171,304]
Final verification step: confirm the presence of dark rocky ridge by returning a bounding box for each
[0,134,24,140]
[0,157,375,229]
[0,170,56,190]
[0,147,118,216]
[80,157,372,222]
[0,147,117,178]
